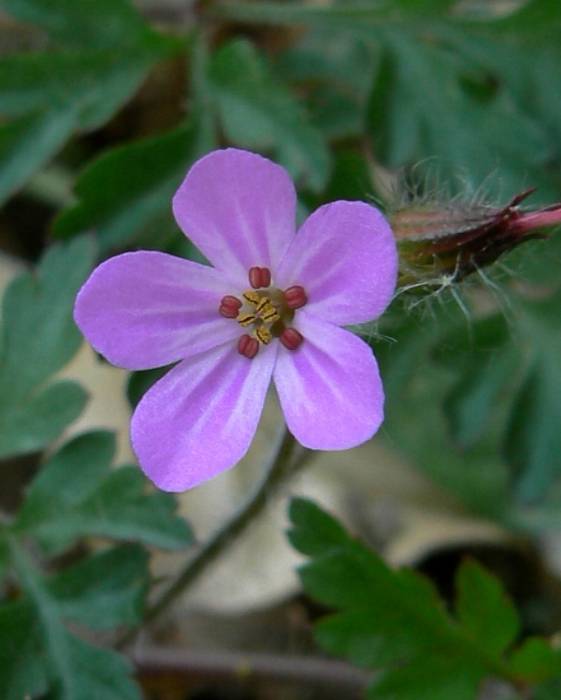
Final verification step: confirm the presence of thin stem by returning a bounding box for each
[120,426,301,646]
[133,645,370,693]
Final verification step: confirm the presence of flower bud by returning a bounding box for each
[391,189,561,288]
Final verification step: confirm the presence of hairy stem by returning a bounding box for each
[120,426,302,646]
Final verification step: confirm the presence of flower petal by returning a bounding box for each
[131,341,277,491]
[173,149,297,280]
[276,201,397,325]
[74,251,240,370]
[274,312,384,449]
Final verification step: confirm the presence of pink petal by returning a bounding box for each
[131,341,277,491]
[74,251,240,370]
[173,149,297,281]
[274,312,384,450]
[276,201,397,325]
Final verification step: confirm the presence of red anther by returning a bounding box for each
[219,295,242,319]
[238,334,259,359]
[280,327,304,351]
[283,285,308,310]
[249,266,271,289]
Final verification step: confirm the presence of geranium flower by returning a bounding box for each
[74,149,397,491]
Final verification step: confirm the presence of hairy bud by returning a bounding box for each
[391,189,561,289]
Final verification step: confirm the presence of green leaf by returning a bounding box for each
[435,315,521,448]
[210,1,457,29]
[0,0,172,51]
[0,381,88,458]
[509,638,561,684]
[47,545,148,630]
[15,431,193,553]
[0,106,78,204]
[53,122,210,251]
[0,236,94,458]
[287,497,353,557]
[207,39,331,191]
[367,37,550,197]
[1,539,142,700]
[0,0,182,203]
[505,289,561,504]
[288,498,557,696]
[368,655,484,700]
[0,601,48,700]
[535,678,561,700]
[456,559,519,657]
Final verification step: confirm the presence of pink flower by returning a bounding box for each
[74,149,397,491]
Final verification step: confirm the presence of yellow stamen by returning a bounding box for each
[261,305,280,322]
[242,290,261,305]
[237,313,256,327]
[255,326,273,344]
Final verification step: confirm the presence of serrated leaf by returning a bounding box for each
[456,559,519,656]
[15,431,193,553]
[53,122,210,251]
[288,498,557,697]
[0,237,94,458]
[207,39,331,191]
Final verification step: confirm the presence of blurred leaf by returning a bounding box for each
[14,431,193,553]
[0,0,182,204]
[505,289,561,504]
[377,305,511,517]
[53,122,210,251]
[0,540,7,581]
[214,1,561,198]
[0,237,94,458]
[367,37,550,197]
[0,50,167,131]
[210,1,457,28]
[207,39,331,191]
[535,679,561,700]
[1,539,142,700]
[0,106,77,204]
[509,638,561,684]
[435,315,520,448]
[277,33,377,140]
[46,545,148,630]
[0,0,173,51]
[0,602,47,700]
[288,498,560,697]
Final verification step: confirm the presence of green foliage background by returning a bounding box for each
[1,0,561,698]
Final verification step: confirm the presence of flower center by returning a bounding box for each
[218,266,307,359]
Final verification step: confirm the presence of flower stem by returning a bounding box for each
[120,426,301,646]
